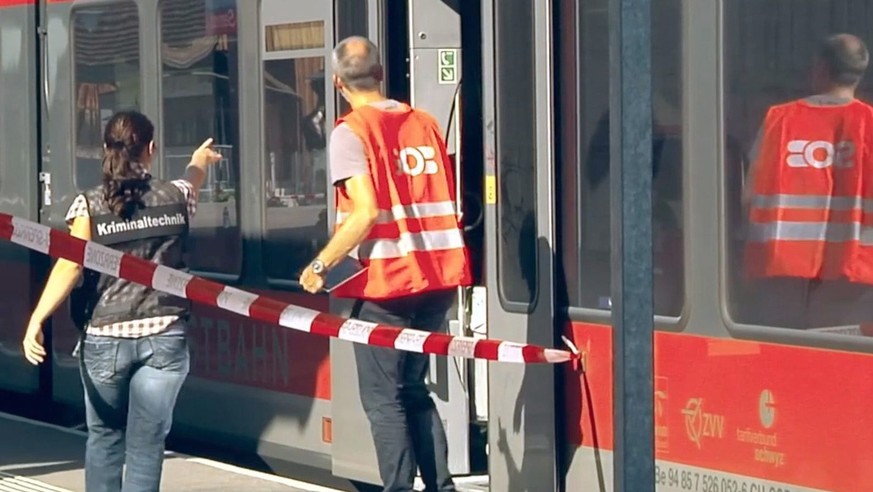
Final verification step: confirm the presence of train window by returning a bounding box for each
[266,22,325,52]
[72,3,141,192]
[494,1,538,308]
[160,0,242,276]
[334,0,369,116]
[262,21,329,280]
[724,1,873,337]
[555,0,684,316]
[335,0,368,40]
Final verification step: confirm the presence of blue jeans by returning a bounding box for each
[79,332,189,492]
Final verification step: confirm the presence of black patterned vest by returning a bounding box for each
[77,179,191,328]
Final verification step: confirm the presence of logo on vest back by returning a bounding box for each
[96,213,186,236]
[786,140,855,168]
[397,146,439,176]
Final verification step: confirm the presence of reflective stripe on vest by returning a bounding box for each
[357,227,466,260]
[750,193,873,213]
[749,193,873,246]
[748,221,873,244]
[336,200,458,226]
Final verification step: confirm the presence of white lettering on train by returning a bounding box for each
[754,447,786,468]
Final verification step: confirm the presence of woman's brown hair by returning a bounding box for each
[101,111,154,219]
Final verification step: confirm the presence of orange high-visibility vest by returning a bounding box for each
[331,103,472,300]
[746,98,873,284]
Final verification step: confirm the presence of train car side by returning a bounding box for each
[5,1,873,491]
[0,0,42,396]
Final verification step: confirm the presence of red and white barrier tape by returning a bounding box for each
[0,213,574,364]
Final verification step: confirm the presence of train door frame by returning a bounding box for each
[481,0,562,491]
[329,0,488,485]
[38,0,154,409]
[407,0,486,478]
[0,0,44,401]
[327,0,394,485]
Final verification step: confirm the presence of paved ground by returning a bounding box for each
[0,411,490,492]
[0,412,348,492]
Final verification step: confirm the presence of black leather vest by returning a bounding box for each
[74,179,191,329]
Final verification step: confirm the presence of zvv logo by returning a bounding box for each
[786,140,855,169]
[681,398,725,449]
[397,146,439,176]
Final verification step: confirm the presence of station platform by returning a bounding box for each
[0,411,347,492]
[0,412,490,492]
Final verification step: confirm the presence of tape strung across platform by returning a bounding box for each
[0,213,574,364]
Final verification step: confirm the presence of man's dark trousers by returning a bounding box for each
[352,289,457,492]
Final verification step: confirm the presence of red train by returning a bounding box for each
[0,0,870,490]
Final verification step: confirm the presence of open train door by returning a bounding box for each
[329,0,487,487]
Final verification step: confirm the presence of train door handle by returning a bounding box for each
[38,26,49,112]
[463,191,483,232]
[39,172,52,207]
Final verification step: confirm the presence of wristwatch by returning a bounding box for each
[310,259,326,275]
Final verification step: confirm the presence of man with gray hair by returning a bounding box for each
[300,36,470,492]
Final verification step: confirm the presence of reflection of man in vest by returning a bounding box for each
[743,34,873,329]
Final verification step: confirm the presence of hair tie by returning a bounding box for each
[107,140,125,150]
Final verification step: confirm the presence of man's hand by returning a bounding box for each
[22,321,46,366]
[299,265,325,294]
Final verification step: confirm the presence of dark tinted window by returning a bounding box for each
[494,1,538,307]
[260,1,332,280]
[73,3,141,191]
[555,0,684,316]
[160,0,242,275]
[262,50,329,280]
[335,0,368,116]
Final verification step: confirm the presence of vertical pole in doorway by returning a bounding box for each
[608,0,654,490]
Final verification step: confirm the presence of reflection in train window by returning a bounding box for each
[160,0,241,276]
[724,1,873,336]
[494,1,538,308]
[262,53,329,280]
[334,0,369,117]
[266,21,325,52]
[0,23,9,194]
[555,0,684,316]
[72,3,141,192]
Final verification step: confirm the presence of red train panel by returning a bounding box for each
[565,322,873,492]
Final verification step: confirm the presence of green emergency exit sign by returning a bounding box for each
[438,49,458,84]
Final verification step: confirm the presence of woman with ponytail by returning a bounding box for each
[22,110,221,492]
